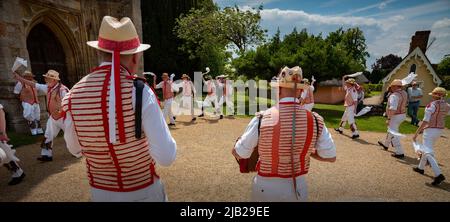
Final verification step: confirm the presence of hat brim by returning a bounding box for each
[270,82,308,89]
[87,41,151,55]
[42,74,60,81]
[429,92,447,96]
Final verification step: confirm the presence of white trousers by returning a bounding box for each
[90,179,168,202]
[218,95,234,115]
[203,95,218,113]
[0,142,19,165]
[251,175,308,202]
[418,128,443,176]
[180,95,195,118]
[384,114,406,155]
[341,105,356,124]
[41,116,64,157]
[301,103,314,111]
[163,98,175,124]
[22,102,40,122]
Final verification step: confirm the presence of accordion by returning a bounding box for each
[233,137,259,173]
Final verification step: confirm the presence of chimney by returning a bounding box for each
[408,30,430,54]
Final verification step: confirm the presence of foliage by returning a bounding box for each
[174,4,266,76]
[437,56,450,89]
[232,27,369,81]
[369,54,402,83]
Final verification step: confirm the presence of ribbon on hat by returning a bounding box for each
[99,37,141,144]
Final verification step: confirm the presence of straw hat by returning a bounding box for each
[428,87,447,97]
[270,66,308,89]
[42,70,60,81]
[389,79,403,87]
[86,16,150,55]
[181,74,190,80]
[345,78,356,85]
[302,78,310,85]
[23,71,35,78]
[216,75,227,79]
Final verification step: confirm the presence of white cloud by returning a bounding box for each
[338,0,396,16]
[214,0,280,8]
[243,6,404,31]
[432,18,450,29]
[367,0,450,19]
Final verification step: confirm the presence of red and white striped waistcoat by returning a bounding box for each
[344,87,356,107]
[183,80,193,96]
[256,102,324,178]
[19,83,39,105]
[47,83,68,120]
[162,80,174,100]
[303,86,314,104]
[390,90,407,115]
[62,65,158,192]
[427,100,450,129]
[207,81,215,96]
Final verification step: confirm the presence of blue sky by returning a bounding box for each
[213,0,450,70]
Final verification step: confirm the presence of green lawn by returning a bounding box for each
[7,131,42,148]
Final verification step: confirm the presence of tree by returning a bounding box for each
[369,54,402,83]
[218,6,267,54]
[437,56,450,88]
[140,0,214,76]
[174,4,267,76]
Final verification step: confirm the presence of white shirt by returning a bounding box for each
[407,87,422,102]
[300,85,315,100]
[423,100,450,122]
[63,66,177,167]
[343,86,358,104]
[234,97,336,159]
[13,82,23,94]
[388,91,402,111]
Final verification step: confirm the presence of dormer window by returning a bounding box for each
[410,64,416,73]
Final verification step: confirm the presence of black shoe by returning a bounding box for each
[432,174,445,186]
[351,134,360,139]
[168,123,176,127]
[334,128,343,134]
[413,167,424,175]
[191,117,197,122]
[37,155,53,162]
[220,115,224,119]
[391,153,405,159]
[8,173,25,185]
[378,141,388,150]
[198,114,204,117]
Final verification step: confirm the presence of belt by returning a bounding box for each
[409,101,420,103]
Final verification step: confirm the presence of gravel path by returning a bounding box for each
[1,115,449,202]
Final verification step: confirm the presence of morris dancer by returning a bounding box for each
[412,87,449,186]
[154,73,176,126]
[13,71,43,135]
[216,75,234,119]
[14,70,72,162]
[299,78,315,111]
[180,74,196,122]
[198,75,218,118]
[62,16,176,201]
[335,76,360,139]
[0,103,25,185]
[377,79,407,159]
[233,66,336,201]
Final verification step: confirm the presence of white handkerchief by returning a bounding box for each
[355,106,372,117]
[12,57,27,73]
[388,128,405,137]
[346,72,363,78]
[401,72,417,85]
